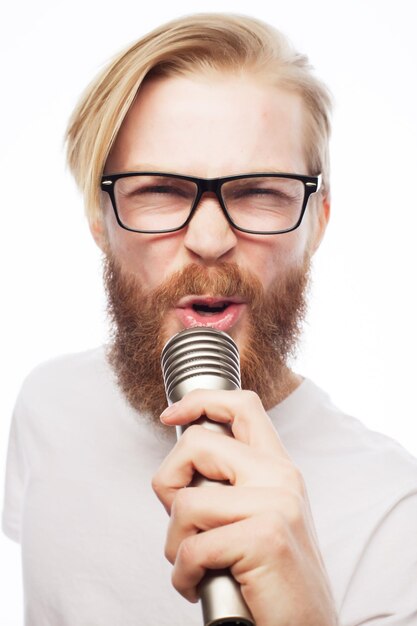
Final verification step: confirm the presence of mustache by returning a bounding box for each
[155,262,264,308]
[105,260,265,316]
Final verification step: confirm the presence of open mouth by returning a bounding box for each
[191,301,231,315]
[175,296,246,331]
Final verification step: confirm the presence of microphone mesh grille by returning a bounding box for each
[161,328,241,400]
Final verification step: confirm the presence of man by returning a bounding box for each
[2,12,417,626]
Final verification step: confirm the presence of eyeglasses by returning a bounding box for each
[100,171,322,235]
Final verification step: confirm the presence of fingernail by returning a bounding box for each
[160,403,179,422]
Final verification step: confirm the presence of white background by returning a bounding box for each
[1,0,416,623]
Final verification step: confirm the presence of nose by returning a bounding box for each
[182,193,238,262]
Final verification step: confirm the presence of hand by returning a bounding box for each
[152,389,338,626]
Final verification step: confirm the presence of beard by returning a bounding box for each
[104,255,311,427]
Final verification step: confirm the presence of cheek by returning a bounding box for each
[246,228,310,289]
[103,211,183,289]
[135,237,183,288]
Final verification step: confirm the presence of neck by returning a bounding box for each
[264,367,302,410]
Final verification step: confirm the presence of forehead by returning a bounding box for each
[106,72,308,178]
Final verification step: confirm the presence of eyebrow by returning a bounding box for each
[105,163,165,175]
[110,164,308,177]
[127,163,171,171]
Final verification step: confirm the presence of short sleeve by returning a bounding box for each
[2,394,29,543]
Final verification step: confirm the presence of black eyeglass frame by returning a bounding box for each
[100,171,322,235]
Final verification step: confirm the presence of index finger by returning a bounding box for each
[160,388,290,458]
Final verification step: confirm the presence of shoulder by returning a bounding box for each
[21,345,109,382]
[15,346,119,419]
[271,378,417,503]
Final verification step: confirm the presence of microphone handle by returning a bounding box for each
[176,418,254,626]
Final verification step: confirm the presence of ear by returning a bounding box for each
[89,215,109,254]
[309,192,331,255]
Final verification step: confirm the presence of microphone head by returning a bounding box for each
[161,327,241,404]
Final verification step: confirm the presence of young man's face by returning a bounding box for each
[92,72,329,420]
[96,72,329,350]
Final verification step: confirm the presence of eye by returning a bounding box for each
[138,184,191,198]
[223,177,304,207]
[117,176,196,201]
[233,186,284,198]
[227,185,297,207]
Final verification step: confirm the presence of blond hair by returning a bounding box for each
[66,13,332,225]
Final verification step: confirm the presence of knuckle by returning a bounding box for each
[289,463,306,495]
[270,534,291,560]
[170,487,194,521]
[284,492,305,530]
[164,538,176,565]
[204,542,225,568]
[180,423,202,446]
[171,567,190,599]
[257,512,291,557]
[171,569,182,595]
[281,460,305,495]
[151,471,164,497]
[176,534,198,568]
[242,389,262,408]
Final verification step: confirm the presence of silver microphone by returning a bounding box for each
[161,327,255,626]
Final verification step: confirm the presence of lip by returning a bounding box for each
[175,295,246,332]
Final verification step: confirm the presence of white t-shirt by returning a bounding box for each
[2,347,417,625]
